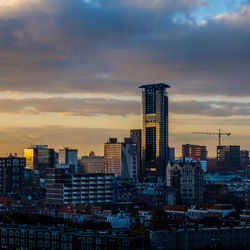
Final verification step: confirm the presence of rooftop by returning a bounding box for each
[139,83,171,89]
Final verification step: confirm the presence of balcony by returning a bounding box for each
[97,181,105,185]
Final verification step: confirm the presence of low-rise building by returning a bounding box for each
[150,226,250,250]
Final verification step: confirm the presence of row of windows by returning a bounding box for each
[1,230,71,240]
[1,238,72,249]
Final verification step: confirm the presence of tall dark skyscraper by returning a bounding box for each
[140,83,170,182]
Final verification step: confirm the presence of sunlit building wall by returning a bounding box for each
[104,138,122,176]
[81,151,104,173]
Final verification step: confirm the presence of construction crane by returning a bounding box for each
[192,129,231,146]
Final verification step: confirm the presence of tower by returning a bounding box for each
[140,83,170,182]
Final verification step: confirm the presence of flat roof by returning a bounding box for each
[139,83,171,88]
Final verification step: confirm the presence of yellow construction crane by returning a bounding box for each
[192,129,231,146]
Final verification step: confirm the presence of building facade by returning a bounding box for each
[24,145,54,170]
[0,154,26,195]
[58,148,78,173]
[182,144,207,161]
[166,161,204,205]
[46,170,114,205]
[130,129,142,177]
[80,151,104,173]
[104,138,122,176]
[217,145,241,171]
[140,83,170,182]
[104,138,138,179]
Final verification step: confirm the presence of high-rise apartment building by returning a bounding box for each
[0,154,26,195]
[104,138,138,179]
[182,144,207,161]
[217,145,240,171]
[80,151,104,173]
[58,147,78,173]
[140,83,170,182]
[104,138,122,176]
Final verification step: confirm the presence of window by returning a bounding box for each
[61,243,68,249]
[62,234,67,241]
[9,238,14,244]
[1,238,7,244]
[52,232,59,239]
[21,231,27,237]
[52,241,59,248]
[29,231,35,238]
[38,232,43,238]
[38,240,43,247]
[15,239,19,245]
[9,230,13,236]
[29,240,34,247]
[21,239,27,246]
[15,231,20,237]
[44,241,50,247]
[1,230,7,235]
[45,232,50,239]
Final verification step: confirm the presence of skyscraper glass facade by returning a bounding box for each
[140,83,170,182]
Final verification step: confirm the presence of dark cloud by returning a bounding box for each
[0,0,249,97]
[171,100,250,117]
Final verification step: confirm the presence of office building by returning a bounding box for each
[80,151,104,173]
[217,145,241,171]
[104,138,138,179]
[0,154,26,195]
[46,169,114,205]
[182,144,207,161]
[24,145,54,170]
[58,148,78,173]
[24,145,55,187]
[140,83,170,182]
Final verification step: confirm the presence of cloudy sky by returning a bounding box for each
[0,0,250,157]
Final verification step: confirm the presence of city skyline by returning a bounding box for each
[0,0,250,157]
